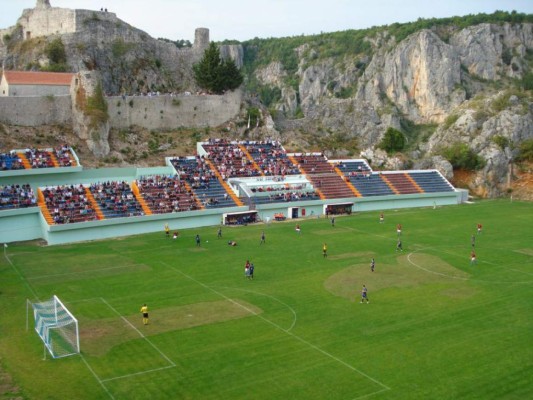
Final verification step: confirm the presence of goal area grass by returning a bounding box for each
[0,199,532,399]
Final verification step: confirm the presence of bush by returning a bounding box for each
[443,114,459,130]
[521,72,533,90]
[258,85,282,107]
[112,39,135,58]
[45,38,66,64]
[516,138,533,162]
[43,38,68,72]
[85,83,109,127]
[246,107,261,127]
[440,142,486,170]
[378,127,406,154]
[492,135,510,150]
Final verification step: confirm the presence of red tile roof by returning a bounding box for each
[2,70,75,86]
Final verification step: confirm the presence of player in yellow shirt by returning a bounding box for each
[323,243,328,258]
[140,304,149,325]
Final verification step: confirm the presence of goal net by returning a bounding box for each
[29,295,80,359]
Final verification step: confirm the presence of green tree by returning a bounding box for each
[440,142,486,170]
[220,58,243,91]
[193,42,243,94]
[378,127,406,154]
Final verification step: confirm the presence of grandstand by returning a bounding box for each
[0,141,466,245]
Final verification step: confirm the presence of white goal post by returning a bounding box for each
[27,295,80,359]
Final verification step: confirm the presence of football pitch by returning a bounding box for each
[0,200,532,399]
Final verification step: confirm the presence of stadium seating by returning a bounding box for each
[409,171,455,193]
[1,139,457,227]
[380,173,423,195]
[0,153,25,170]
[201,140,261,178]
[136,175,201,214]
[89,181,144,218]
[349,173,395,197]
[242,140,300,176]
[0,184,37,210]
[40,184,98,224]
[170,157,238,208]
[291,154,357,199]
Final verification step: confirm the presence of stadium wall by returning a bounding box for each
[0,190,461,245]
[0,208,42,243]
[41,206,241,245]
[255,192,462,222]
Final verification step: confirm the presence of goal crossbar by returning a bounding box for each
[28,295,80,359]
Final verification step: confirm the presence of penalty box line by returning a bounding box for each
[94,297,176,383]
[164,262,391,396]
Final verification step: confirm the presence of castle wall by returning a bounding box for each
[0,90,242,128]
[4,84,71,97]
[18,7,76,39]
[74,9,119,30]
[107,90,243,130]
[0,95,72,126]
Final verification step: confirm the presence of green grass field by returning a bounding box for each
[1,200,532,399]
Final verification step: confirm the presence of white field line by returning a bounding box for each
[80,354,115,400]
[214,286,298,332]
[99,297,176,368]
[352,387,391,400]
[101,365,176,383]
[26,265,138,280]
[164,262,391,395]
[2,254,115,400]
[437,246,533,277]
[407,249,533,284]
[3,250,39,300]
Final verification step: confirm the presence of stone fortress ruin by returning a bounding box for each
[15,0,209,49]
[0,0,243,157]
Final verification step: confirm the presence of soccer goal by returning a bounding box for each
[27,295,80,359]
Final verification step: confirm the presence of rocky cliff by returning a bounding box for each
[246,17,533,198]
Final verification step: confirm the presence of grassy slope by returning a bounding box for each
[0,200,531,399]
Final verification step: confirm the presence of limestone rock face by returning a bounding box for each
[450,23,533,80]
[255,61,287,87]
[426,91,533,196]
[413,156,453,180]
[70,71,110,157]
[219,44,244,69]
[252,21,532,197]
[357,29,465,123]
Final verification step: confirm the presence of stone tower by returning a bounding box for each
[194,28,210,50]
[36,0,51,8]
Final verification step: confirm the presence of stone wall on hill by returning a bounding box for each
[0,95,71,126]
[107,89,243,130]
